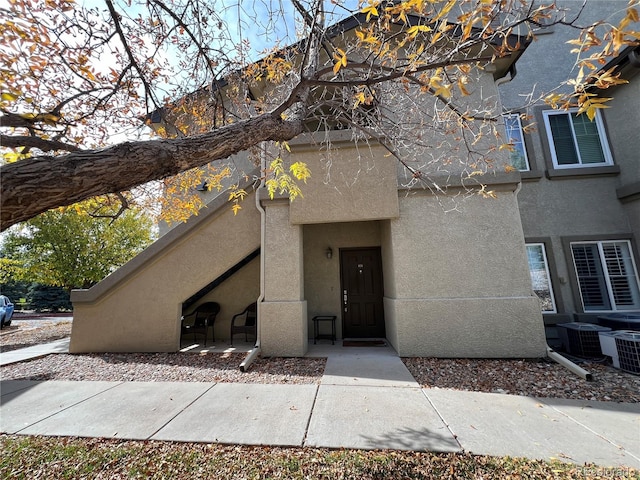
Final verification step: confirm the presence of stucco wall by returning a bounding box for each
[391,191,534,298]
[518,178,631,238]
[303,221,382,339]
[604,66,640,186]
[70,192,261,353]
[260,301,308,357]
[385,296,544,357]
[511,80,639,317]
[380,219,398,350]
[288,132,399,224]
[499,1,631,106]
[385,190,547,357]
[396,67,508,186]
[623,200,640,246]
[260,200,308,356]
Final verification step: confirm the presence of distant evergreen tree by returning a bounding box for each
[0,280,30,305]
[28,284,72,312]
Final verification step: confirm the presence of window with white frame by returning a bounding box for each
[571,240,640,312]
[526,243,557,313]
[542,109,613,168]
[503,114,530,171]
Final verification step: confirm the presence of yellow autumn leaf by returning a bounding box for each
[228,188,247,202]
[362,5,379,21]
[544,93,563,108]
[434,0,456,21]
[290,162,310,182]
[1,92,19,102]
[2,151,30,163]
[430,30,443,45]
[591,66,629,89]
[43,113,61,125]
[478,185,497,199]
[395,9,408,24]
[428,70,452,99]
[333,49,347,74]
[356,28,379,47]
[407,25,432,38]
[457,77,470,96]
[462,17,475,40]
[401,0,423,10]
[577,98,612,121]
[620,7,639,29]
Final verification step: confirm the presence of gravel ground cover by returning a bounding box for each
[1,352,326,384]
[0,321,72,352]
[403,357,640,403]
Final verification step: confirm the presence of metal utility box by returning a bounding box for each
[557,322,611,357]
[615,331,640,375]
[598,330,635,368]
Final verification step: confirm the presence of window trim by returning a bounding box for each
[542,108,614,170]
[525,242,557,314]
[568,239,640,313]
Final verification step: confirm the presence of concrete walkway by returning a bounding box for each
[1,341,639,468]
[0,338,70,366]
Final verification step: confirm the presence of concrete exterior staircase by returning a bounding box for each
[70,185,261,353]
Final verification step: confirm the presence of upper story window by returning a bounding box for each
[571,240,640,312]
[503,114,530,171]
[542,109,613,169]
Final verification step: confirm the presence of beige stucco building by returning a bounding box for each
[70,4,639,359]
[71,133,547,358]
[70,69,548,359]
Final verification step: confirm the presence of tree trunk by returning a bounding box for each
[1,113,303,230]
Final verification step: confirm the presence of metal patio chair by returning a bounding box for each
[229,302,257,346]
[181,302,220,346]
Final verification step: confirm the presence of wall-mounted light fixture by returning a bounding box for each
[325,247,333,259]
[195,181,209,192]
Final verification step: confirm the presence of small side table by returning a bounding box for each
[313,315,336,344]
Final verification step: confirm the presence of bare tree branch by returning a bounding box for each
[0,135,81,152]
[104,0,160,110]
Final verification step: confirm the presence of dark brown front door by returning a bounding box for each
[340,247,385,338]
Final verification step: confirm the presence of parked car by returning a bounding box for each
[0,295,14,328]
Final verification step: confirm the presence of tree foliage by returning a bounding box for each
[0,203,155,290]
[1,0,638,230]
[26,284,73,312]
